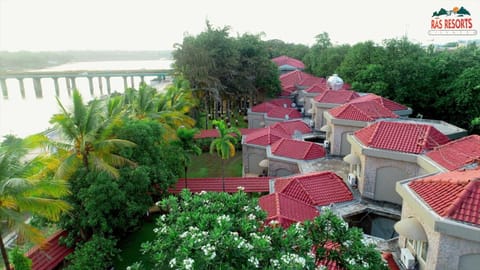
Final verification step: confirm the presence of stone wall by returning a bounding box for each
[247,111,265,128]
[269,158,299,177]
[242,144,266,176]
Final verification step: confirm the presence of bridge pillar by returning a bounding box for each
[88,77,94,96]
[71,77,77,90]
[33,78,43,98]
[98,77,104,95]
[140,76,145,83]
[1,79,7,98]
[106,77,111,94]
[130,76,134,88]
[66,77,72,96]
[122,76,128,90]
[53,78,60,96]
[18,78,26,98]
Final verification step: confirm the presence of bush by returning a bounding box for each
[9,247,32,270]
[65,235,118,270]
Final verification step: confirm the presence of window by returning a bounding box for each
[407,239,428,263]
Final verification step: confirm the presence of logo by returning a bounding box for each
[429,6,477,36]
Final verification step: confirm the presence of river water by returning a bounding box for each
[0,59,174,139]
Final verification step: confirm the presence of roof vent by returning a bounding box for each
[327,74,344,90]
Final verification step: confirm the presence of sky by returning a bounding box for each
[0,0,479,51]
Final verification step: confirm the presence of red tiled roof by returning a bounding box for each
[274,171,353,206]
[266,107,302,119]
[259,192,319,228]
[26,230,73,270]
[298,76,326,88]
[313,90,360,104]
[251,102,279,113]
[281,85,297,96]
[328,100,398,122]
[351,94,408,111]
[272,55,305,69]
[426,135,480,171]
[268,98,293,108]
[244,127,288,146]
[195,128,262,139]
[270,120,311,136]
[271,138,326,160]
[409,169,480,226]
[169,177,270,193]
[354,121,450,154]
[305,84,329,94]
[279,71,323,93]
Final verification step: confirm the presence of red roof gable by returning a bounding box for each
[409,169,480,226]
[313,90,360,104]
[259,192,319,228]
[272,55,305,69]
[351,94,408,111]
[280,70,322,91]
[169,177,270,193]
[245,127,287,146]
[305,84,329,94]
[251,102,279,113]
[271,138,326,160]
[328,100,398,122]
[26,230,73,270]
[274,171,353,206]
[354,121,450,154]
[270,120,311,136]
[281,85,297,96]
[266,107,302,119]
[426,135,480,171]
[298,76,326,88]
[268,98,293,108]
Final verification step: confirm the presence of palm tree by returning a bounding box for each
[209,119,241,191]
[48,89,135,180]
[173,127,202,189]
[123,80,197,140]
[0,136,71,270]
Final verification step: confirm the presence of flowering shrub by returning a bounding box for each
[131,190,387,270]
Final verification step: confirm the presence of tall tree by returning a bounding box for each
[209,120,241,191]
[173,127,201,189]
[48,89,136,180]
[0,136,70,270]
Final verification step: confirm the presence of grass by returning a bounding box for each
[186,151,243,178]
[113,219,157,269]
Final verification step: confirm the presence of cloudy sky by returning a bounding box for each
[1,0,479,51]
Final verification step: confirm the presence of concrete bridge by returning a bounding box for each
[0,69,172,98]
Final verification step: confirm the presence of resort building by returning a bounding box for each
[345,121,450,205]
[264,107,303,127]
[395,169,480,270]
[348,93,412,117]
[312,90,360,132]
[247,98,293,128]
[323,99,398,156]
[279,70,325,96]
[242,120,313,176]
[424,135,480,171]
[266,138,326,177]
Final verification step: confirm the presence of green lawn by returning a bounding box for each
[186,151,243,178]
[113,219,157,269]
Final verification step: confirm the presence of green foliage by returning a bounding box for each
[9,247,32,270]
[65,234,118,270]
[134,191,387,270]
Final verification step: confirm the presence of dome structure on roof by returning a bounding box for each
[327,74,344,90]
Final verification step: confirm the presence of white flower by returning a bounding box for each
[180,231,188,238]
[248,213,256,220]
[155,201,161,206]
[169,258,176,268]
[270,259,280,268]
[248,256,259,268]
[280,253,306,267]
[316,266,327,270]
[216,214,231,225]
[153,228,159,233]
[242,205,250,212]
[269,220,279,226]
[254,205,262,212]
[198,190,207,195]
[183,258,194,270]
[160,214,166,221]
[237,186,245,191]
